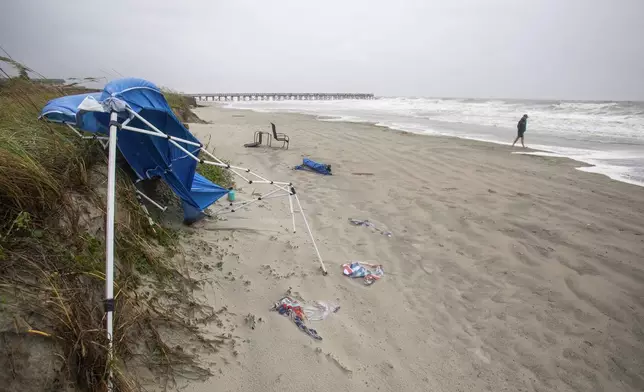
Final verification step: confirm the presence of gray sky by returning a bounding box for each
[2,0,643,100]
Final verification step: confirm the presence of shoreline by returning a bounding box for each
[210,102,644,188]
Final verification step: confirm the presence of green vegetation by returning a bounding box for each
[197,160,235,189]
[163,88,204,125]
[0,68,220,391]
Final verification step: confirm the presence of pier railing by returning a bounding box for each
[186,93,375,101]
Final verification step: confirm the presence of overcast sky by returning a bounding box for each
[1,0,643,100]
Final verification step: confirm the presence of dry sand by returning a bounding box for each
[179,104,644,392]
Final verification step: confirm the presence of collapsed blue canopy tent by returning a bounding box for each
[41,78,228,222]
[39,78,327,388]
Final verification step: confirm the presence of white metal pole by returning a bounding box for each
[288,194,297,233]
[256,193,291,201]
[294,193,327,274]
[66,123,86,138]
[105,111,118,391]
[199,148,254,185]
[135,190,167,212]
[200,147,292,191]
[66,123,109,141]
[213,187,287,215]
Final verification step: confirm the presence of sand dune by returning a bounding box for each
[178,105,644,392]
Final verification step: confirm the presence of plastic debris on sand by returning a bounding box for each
[271,297,340,340]
[303,300,340,321]
[348,218,392,237]
[342,261,385,285]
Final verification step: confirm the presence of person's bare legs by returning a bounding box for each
[521,136,526,148]
[512,136,520,147]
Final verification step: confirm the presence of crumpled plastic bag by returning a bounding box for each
[303,301,341,321]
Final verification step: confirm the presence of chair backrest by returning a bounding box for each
[271,122,277,137]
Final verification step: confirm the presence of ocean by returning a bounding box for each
[225,98,644,187]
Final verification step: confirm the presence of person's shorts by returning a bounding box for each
[518,130,525,137]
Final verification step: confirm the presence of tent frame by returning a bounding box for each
[50,104,327,390]
[118,107,325,263]
[102,106,327,389]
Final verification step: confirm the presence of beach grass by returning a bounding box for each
[163,88,204,125]
[197,159,235,189]
[0,68,219,391]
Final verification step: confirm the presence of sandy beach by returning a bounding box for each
[180,104,644,392]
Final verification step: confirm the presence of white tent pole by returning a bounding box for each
[227,167,253,184]
[212,186,287,214]
[105,111,118,391]
[121,124,176,139]
[247,180,292,185]
[223,191,290,209]
[251,193,290,201]
[200,147,279,190]
[66,123,86,138]
[65,123,110,142]
[215,197,264,215]
[135,190,167,211]
[294,192,326,275]
[288,194,297,233]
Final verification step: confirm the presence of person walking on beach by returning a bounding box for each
[512,114,529,148]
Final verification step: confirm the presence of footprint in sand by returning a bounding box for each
[314,347,353,376]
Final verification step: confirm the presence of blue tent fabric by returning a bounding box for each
[40,92,103,125]
[40,78,228,222]
[294,158,332,175]
[182,173,229,222]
